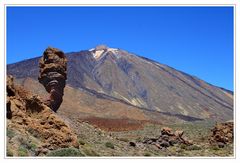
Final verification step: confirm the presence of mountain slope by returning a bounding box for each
[7,45,233,122]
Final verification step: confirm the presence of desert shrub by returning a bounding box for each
[26,142,37,151]
[186,145,201,151]
[18,146,28,156]
[78,139,86,145]
[17,136,36,152]
[105,142,114,149]
[27,127,40,138]
[180,144,187,150]
[118,138,129,142]
[199,135,206,142]
[7,148,13,157]
[18,137,28,146]
[46,148,84,157]
[83,148,99,156]
[176,148,185,154]
[144,152,151,156]
[7,129,15,139]
[210,145,220,151]
[136,137,142,142]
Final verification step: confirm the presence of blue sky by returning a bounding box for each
[7,6,233,91]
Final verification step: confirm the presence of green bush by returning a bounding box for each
[136,137,142,142]
[27,127,40,138]
[105,142,114,149]
[144,152,151,156]
[46,148,84,157]
[7,148,13,157]
[78,139,86,145]
[186,145,201,151]
[83,148,99,156]
[18,147,28,157]
[26,143,37,151]
[18,137,28,146]
[118,138,129,142]
[18,137,37,152]
[210,145,220,151]
[180,144,187,150]
[7,129,15,139]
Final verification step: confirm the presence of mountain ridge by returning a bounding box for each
[7,46,233,123]
[7,50,233,93]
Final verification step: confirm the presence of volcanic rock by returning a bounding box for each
[129,141,136,147]
[161,127,174,136]
[142,127,192,149]
[209,121,233,146]
[38,47,67,112]
[6,76,79,156]
[160,140,170,148]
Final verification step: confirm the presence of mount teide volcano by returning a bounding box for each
[7,45,233,125]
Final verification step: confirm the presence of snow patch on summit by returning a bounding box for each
[89,45,119,59]
[93,49,105,59]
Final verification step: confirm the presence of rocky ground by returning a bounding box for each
[6,77,234,157]
[69,120,233,157]
[6,75,234,157]
[7,114,234,157]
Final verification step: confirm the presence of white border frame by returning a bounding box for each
[1,0,238,162]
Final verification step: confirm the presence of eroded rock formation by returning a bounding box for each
[6,75,79,156]
[38,47,67,112]
[209,121,233,147]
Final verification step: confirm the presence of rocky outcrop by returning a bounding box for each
[141,127,192,149]
[38,47,67,112]
[209,121,233,147]
[6,76,79,156]
[129,127,193,149]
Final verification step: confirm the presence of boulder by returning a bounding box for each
[129,141,136,147]
[142,127,192,149]
[161,127,174,136]
[209,121,234,146]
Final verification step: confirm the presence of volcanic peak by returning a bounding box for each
[89,45,119,59]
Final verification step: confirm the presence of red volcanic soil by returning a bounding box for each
[80,117,161,132]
